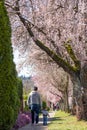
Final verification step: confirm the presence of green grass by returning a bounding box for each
[48,110,87,130]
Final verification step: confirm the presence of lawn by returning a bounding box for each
[48,110,87,130]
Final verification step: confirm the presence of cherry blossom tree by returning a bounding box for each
[5,0,87,120]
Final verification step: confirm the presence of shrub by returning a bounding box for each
[0,2,20,130]
[17,78,23,111]
[47,107,50,111]
[24,105,30,112]
[12,111,31,129]
[42,101,47,109]
[23,94,28,101]
[17,78,23,101]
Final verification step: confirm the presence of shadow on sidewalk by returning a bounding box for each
[18,111,57,130]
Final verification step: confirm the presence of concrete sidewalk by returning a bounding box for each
[18,111,55,130]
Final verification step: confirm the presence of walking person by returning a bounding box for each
[27,86,41,125]
[42,107,50,125]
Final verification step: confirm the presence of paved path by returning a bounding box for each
[18,111,55,130]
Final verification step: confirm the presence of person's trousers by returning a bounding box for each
[31,104,40,124]
[43,116,47,125]
[31,110,39,124]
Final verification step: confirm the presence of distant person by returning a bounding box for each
[42,107,50,125]
[27,86,41,125]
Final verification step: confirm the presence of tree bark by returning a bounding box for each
[80,61,87,120]
[71,75,84,120]
[65,86,69,112]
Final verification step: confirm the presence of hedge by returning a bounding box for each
[0,1,20,130]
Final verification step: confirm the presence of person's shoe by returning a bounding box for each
[36,123,38,125]
[43,123,47,126]
[35,122,39,125]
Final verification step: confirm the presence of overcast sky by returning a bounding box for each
[13,49,35,77]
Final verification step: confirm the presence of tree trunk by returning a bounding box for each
[80,61,87,120]
[71,75,85,120]
[64,87,69,113]
[63,75,70,113]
